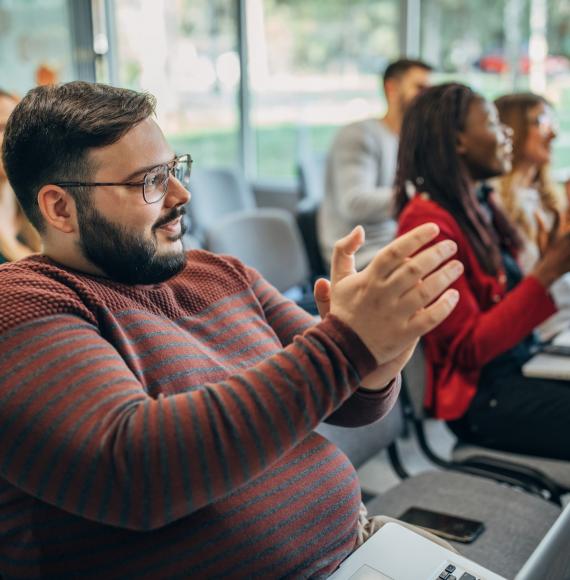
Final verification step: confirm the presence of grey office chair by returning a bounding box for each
[317,397,561,579]
[205,207,311,295]
[401,342,570,504]
[296,153,328,279]
[187,167,256,242]
[297,152,327,204]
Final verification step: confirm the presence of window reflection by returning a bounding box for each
[0,0,73,95]
[250,0,401,180]
[114,0,239,168]
[421,0,569,175]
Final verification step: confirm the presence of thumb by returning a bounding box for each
[313,278,331,319]
[331,225,365,285]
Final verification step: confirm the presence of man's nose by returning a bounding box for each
[165,175,191,206]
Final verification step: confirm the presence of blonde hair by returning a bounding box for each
[495,93,560,240]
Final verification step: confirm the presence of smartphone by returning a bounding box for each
[397,507,485,544]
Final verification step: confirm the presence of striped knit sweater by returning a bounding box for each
[0,250,398,579]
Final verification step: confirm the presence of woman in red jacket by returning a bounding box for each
[395,83,570,459]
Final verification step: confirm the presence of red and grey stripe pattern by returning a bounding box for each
[0,251,392,578]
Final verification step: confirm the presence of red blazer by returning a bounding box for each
[398,195,557,420]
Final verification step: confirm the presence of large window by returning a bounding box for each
[0,0,75,95]
[2,1,567,183]
[109,0,569,183]
[250,0,401,181]
[421,0,570,175]
[114,0,240,169]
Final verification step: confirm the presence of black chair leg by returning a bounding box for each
[387,442,410,480]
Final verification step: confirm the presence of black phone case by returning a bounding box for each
[397,507,485,544]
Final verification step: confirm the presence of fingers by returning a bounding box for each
[313,278,331,319]
[367,223,440,279]
[535,210,561,255]
[399,259,463,313]
[386,240,458,297]
[550,211,561,246]
[407,288,460,337]
[535,211,548,249]
[535,209,547,231]
[331,226,365,285]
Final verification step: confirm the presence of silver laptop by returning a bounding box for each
[329,503,570,580]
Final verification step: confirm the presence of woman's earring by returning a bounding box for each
[405,180,416,199]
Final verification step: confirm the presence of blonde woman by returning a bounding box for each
[0,89,40,262]
[495,92,570,339]
[495,93,562,271]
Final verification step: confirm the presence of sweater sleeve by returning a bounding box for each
[399,206,556,370]
[331,124,394,222]
[0,291,377,533]
[246,265,400,425]
[324,375,401,427]
[247,265,317,345]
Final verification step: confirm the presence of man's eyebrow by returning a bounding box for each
[122,155,176,182]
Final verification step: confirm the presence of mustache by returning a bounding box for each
[153,206,186,229]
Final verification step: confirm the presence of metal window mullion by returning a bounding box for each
[504,0,523,91]
[237,0,255,178]
[400,0,421,58]
[104,0,119,86]
[68,0,97,82]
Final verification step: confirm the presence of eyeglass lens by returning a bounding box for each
[530,108,558,137]
[174,156,192,187]
[143,156,192,204]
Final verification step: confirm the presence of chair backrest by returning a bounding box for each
[296,199,327,279]
[297,153,327,203]
[181,231,203,251]
[187,167,256,239]
[401,342,428,420]
[315,398,405,470]
[205,207,311,293]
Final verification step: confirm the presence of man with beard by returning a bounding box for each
[0,81,461,578]
[319,59,432,271]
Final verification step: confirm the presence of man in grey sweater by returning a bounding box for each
[318,59,432,270]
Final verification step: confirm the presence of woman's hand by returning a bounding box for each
[535,209,561,257]
[532,227,570,288]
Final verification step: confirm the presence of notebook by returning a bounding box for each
[329,503,570,580]
[523,329,570,380]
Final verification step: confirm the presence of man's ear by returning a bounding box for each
[37,185,78,234]
[384,78,398,102]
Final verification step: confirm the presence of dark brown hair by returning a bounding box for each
[383,58,433,86]
[2,81,156,231]
[394,83,521,276]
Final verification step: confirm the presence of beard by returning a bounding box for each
[76,203,188,285]
[400,93,414,115]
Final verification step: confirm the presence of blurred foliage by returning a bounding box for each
[264,0,399,74]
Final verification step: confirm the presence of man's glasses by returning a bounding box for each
[53,154,192,204]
